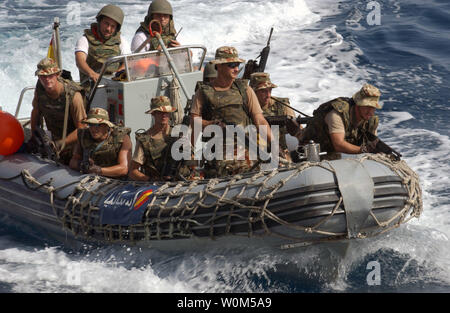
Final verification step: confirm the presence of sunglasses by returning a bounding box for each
[225,62,241,68]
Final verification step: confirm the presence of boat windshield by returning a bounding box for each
[127,47,192,81]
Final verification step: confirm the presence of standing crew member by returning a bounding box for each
[131,0,180,52]
[190,46,273,177]
[75,4,130,85]
[30,58,87,164]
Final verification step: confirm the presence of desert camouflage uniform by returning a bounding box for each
[201,46,258,178]
[300,84,381,160]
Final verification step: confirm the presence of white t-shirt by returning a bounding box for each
[130,31,150,53]
[75,35,131,55]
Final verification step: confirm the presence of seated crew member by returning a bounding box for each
[190,46,273,178]
[129,96,186,181]
[250,72,301,162]
[75,4,130,86]
[299,83,382,160]
[69,108,132,177]
[30,58,87,164]
[130,0,180,52]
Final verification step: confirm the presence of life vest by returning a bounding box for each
[263,96,290,150]
[78,126,131,168]
[135,20,176,51]
[301,97,379,154]
[198,79,251,127]
[35,77,83,141]
[81,23,122,82]
[135,127,178,179]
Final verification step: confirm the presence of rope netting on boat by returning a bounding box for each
[8,154,422,247]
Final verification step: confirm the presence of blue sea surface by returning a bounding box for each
[0,0,449,294]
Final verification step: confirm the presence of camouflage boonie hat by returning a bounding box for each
[145,96,177,114]
[35,58,61,76]
[353,84,381,109]
[82,107,115,128]
[250,72,278,91]
[210,46,245,65]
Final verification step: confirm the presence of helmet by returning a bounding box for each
[149,0,173,16]
[203,62,217,81]
[96,5,125,30]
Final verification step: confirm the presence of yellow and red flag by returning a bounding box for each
[47,35,56,61]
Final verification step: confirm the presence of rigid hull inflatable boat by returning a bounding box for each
[0,36,422,250]
[0,151,422,250]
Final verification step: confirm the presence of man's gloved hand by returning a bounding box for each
[88,164,102,175]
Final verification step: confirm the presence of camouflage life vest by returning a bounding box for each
[81,23,121,82]
[301,97,379,154]
[263,96,290,150]
[35,77,83,141]
[136,20,176,51]
[199,79,251,127]
[78,126,131,167]
[135,127,178,179]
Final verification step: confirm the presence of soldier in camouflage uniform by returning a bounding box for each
[30,58,87,165]
[129,96,188,181]
[131,0,180,52]
[250,72,302,162]
[69,108,132,177]
[190,46,273,178]
[300,84,382,160]
[75,5,130,85]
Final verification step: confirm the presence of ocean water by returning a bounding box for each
[0,0,449,294]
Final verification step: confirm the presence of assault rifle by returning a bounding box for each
[31,128,58,161]
[243,28,274,79]
[79,148,93,174]
[265,115,311,126]
[264,115,310,137]
[364,132,402,161]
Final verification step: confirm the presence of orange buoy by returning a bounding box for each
[0,110,25,156]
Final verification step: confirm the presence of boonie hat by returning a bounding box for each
[353,84,381,109]
[35,58,61,76]
[210,46,245,65]
[146,96,177,114]
[250,72,278,91]
[82,108,115,128]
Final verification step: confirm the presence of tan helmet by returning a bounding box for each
[96,4,125,30]
[149,0,173,17]
[203,62,217,81]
